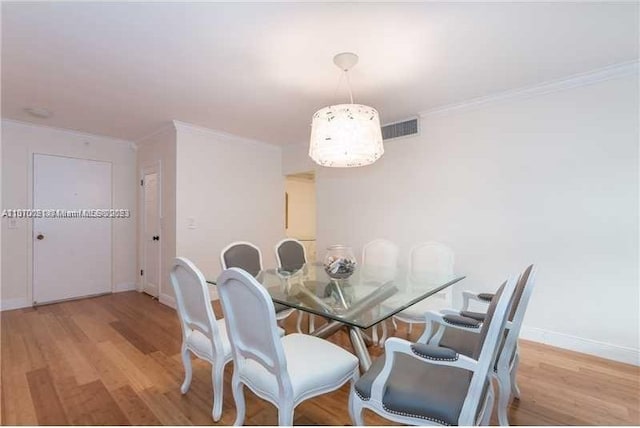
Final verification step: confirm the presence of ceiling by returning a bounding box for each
[2,2,638,145]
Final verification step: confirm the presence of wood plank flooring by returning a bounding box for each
[1,291,638,425]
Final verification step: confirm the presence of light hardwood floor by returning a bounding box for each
[1,291,638,425]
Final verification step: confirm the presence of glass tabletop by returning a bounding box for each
[209,262,465,330]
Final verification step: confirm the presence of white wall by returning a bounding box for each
[136,124,177,306]
[174,121,284,286]
[283,73,639,364]
[1,120,138,309]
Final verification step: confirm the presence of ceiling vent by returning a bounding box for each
[381,117,419,141]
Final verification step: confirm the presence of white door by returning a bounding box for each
[142,166,161,297]
[33,154,112,304]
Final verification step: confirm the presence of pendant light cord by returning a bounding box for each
[344,70,354,104]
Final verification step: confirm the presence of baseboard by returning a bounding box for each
[520,326,640,366]
[159,293,176,309]
[113,282,137,293]
[1,297,31,311]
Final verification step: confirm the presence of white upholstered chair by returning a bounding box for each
[220,241,295,323]
[169,257,232,421]
[217,267,360,426]
[361,239,400,345]
[392,241,455,333]
[349,275,518,426]
[419,265,537,426]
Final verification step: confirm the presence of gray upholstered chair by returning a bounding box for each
[419,265,537,426]
[275,238,307,272]
[274,238,309,333]
[349,275,519,426]
[220,241,295,323]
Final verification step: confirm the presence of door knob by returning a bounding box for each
[36,234,44,240]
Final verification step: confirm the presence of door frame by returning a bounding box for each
[29,152,115,305]
[139,160,163,297]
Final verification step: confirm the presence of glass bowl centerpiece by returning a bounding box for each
[323,245,357,280]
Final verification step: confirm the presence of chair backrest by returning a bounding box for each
[217,268,292,395]
[275,238,307,272]
[496,265,537,370]
[220,241,263,278]
[170,257,225,355]
[459,275,518,425]
[361,239,399,282]
[408,242,455,300]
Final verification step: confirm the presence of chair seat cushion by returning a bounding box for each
[241,333,358,402]
[440,326,480,359]
[186,319,232,361]
[355,352,473,426]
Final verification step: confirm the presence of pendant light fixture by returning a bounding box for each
[309,52,384,167]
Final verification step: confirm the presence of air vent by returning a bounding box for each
[382,118,419,141]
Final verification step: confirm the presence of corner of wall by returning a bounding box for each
[159,293,176,309]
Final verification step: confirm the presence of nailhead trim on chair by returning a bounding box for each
[355,389,450,426]
[411,347,459,362]
[382,404,451,426]
[355,389,369,401]
[443,317,480,328]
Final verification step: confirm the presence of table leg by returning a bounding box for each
[349,327,372,372]
[360,330,374,346]
[310,319,344,339]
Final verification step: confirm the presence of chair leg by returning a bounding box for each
[278,401,295,426]
[211,360,225,421]
[296,310,304,333]
[309,314,315,333]
[180,345,192,394]
[232,375,246,426]
[349,397,365,426]
[372,324,379,345]
[348,368,364,426]
[510,352,521,400]
[480,385,495,426]
[496,369,511,426]
[379,320,388,346]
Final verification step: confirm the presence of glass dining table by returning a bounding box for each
[208,262,465,371]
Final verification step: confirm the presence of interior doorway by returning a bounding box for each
[284,171,316,261]
[141,163,161,297]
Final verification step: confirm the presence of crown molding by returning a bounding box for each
[134,121,176,145]
[172,120,280,150]
[419,60,639,118]
[1,118,133,146]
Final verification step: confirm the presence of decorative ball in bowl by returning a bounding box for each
[323,245,357,280]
